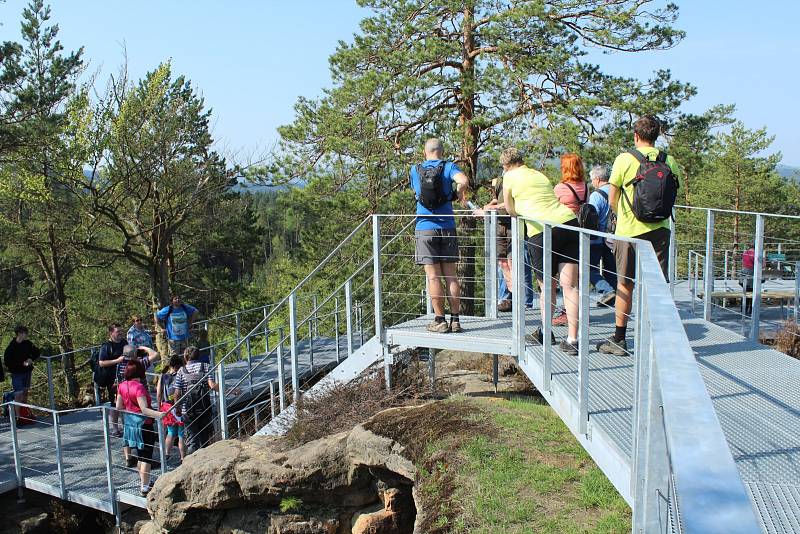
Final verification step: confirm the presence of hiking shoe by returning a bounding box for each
[497,300,512,312]
[525,326,556,345]
[551,309,568,326]
[426,320,450,333]
[558,340,579,356]
[597,291,616,308]
[449,320,463,333]
[140,485,151,497]
[597,337,629,356]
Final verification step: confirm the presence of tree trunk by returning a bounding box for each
[46,225,79,400]
[457,4,479,316]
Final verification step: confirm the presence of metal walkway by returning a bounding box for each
[2,208,799,533]
[383,280,800,533]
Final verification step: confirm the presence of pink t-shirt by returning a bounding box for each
[553,181,588,215]
[742,249,755,270]
[118,380,152,418]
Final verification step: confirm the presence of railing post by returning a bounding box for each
[288,293,300,403]
[639,334,670,532]
[334,296,341,363]
[358,302,364,346]
[269,381,276,418]
[724,250,730,289]
[372,215,390,389]
[101,407,116,513]
[246,336,253,393]
[751,214,765,342]
[9,405,24,488]
[485,211,498,319]
[631,247,646,500]
[53,411,66,499]
[542,224,553,392]
[277,328,286,411]
[510,217,525,358]
[235,312,241,359]
[217,360,228,439]
[345,280,354,357]
[157,415,168,476]
[263,307,270,355]
[577,232,590,435]
[46,358,55,411]
[209,345,216,368]
[703,209,715,321]
[794,261,799,323]
[669,209,677,294]
[309,294,316,373]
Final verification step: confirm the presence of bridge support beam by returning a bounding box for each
[669,209,677,294]
[703,209,715,321]
[289,293,300,402]
[542,224,553,392]
[577,232,590,435]
[750,215,765,342]
[277,327,286,411]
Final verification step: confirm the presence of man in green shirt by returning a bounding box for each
[598,115,680,356]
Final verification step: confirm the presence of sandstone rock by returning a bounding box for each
[268,513,339,534]
[18,513,49,534]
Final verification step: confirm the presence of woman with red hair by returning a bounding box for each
[554,153,588,215]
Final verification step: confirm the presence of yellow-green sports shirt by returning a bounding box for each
[609,147,681,238]
[503,165,575,236]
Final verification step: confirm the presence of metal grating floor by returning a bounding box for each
[0,332,361,512]
[386,283,800,534]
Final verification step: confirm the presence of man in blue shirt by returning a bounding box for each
[587,165,617,306]
[155,294,199,356]
[410,138,469,333]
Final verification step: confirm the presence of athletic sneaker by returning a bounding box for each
[497,300,512,312]
[597,337,628,356]
[598,291,616,308]
[450,320,463,333]
[551,309,568,326]
[426,320,450,333]
[525,326,556,345]
[558,340,578,356]
[140,485,151,497]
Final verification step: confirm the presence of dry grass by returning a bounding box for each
[282,358,431,447]
[775,321,800,359]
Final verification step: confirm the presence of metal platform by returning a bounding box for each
[384,282,800,533]
[0,331,362,514]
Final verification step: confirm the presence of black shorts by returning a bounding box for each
[528,219,579,281]
[132,421,157,465]
[415,229,459,265]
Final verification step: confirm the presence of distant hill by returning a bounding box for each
[777,164,800,180]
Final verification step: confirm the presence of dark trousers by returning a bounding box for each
[590,242,617,289]
[184,412,213,455]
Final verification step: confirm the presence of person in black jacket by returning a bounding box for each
[4,325,40,404]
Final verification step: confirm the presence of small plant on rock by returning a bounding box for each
[279,496,303,513]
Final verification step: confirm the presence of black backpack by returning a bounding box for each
[92,345,117,388]
[183,370,212,421]
[564,183,600,231]
[622,150,678,223]
[415,162,455,210]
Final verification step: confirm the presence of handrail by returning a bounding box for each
[676,204,800,220]
[636,243,760,532]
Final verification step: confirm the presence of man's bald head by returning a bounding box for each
[424,138,444,159]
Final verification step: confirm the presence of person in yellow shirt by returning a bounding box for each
[597,115,680,356]
[501,148,581,356]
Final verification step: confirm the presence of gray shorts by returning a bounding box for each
[415,229,459,265]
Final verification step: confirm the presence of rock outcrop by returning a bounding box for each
[142,406,423,533]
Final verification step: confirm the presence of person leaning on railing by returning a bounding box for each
[114,358,164,496]
[500,147,582,356]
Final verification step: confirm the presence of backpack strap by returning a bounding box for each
[596,188,608,201]
[627,149,647,164]
[563,183,586,205]
[656,151,668,163]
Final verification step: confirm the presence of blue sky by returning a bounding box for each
[1,1,798,165]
